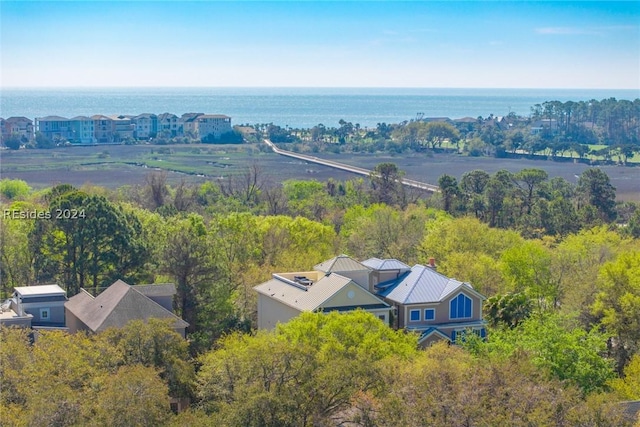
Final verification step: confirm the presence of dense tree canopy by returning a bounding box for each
[30,186,148,295]
[1,161,639,426]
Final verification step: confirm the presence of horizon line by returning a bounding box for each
[3,85,639,91]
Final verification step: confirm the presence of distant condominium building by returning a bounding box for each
[26,112,232,145]
[1,117,34,142]
[91,115,114,143]
[157,113,180,137]
[109,115,135,142]
[69,116,96,144]
[132,114,158,140]
[180,113,204,138]
[36,116,75,142]
[197,114,232,141]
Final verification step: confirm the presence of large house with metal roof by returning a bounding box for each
[254,255,486,346]
[373,260,486,346]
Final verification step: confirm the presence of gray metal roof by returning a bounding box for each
[380,264,481,305]
[65,280,188,332]
[362,258,411,271]
[314,254,371,273]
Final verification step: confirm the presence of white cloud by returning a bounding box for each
[535,27,597,35]
[535,25,638,36]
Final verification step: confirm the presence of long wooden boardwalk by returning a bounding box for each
[264,139,439,193]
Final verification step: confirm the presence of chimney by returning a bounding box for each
[428,257,437,269]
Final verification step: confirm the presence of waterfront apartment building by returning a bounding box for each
[1,117,34,142]
[69,116,96,144]
[92,115,114,143]
[109,115,135,142]
[197,114,232,141]
[35,116,75,142]
[22,112,233,145]
[132,113,158,140]
[158,113,180,137]
[180,113,204,138]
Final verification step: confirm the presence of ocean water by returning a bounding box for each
[1,87,638,129]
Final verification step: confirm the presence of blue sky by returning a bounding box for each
[1,1,638,88]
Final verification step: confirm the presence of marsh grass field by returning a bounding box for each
[1,144,638,201]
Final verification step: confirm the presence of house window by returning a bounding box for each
[450,293,472,319]
[409,309,420,322]
[40,308,50,321]
[424,308,435,321]
[378,314,386,323]
[452,328,485,343]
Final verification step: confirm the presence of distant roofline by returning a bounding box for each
[14,284,66,297]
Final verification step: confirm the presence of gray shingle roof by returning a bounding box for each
[254,273,388,312]
[362,258,411,271]
[132,283,176,297]
[314,254,371,273]
[255,273,354,312]
[380,264,482,305]
[65,280,188,332]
